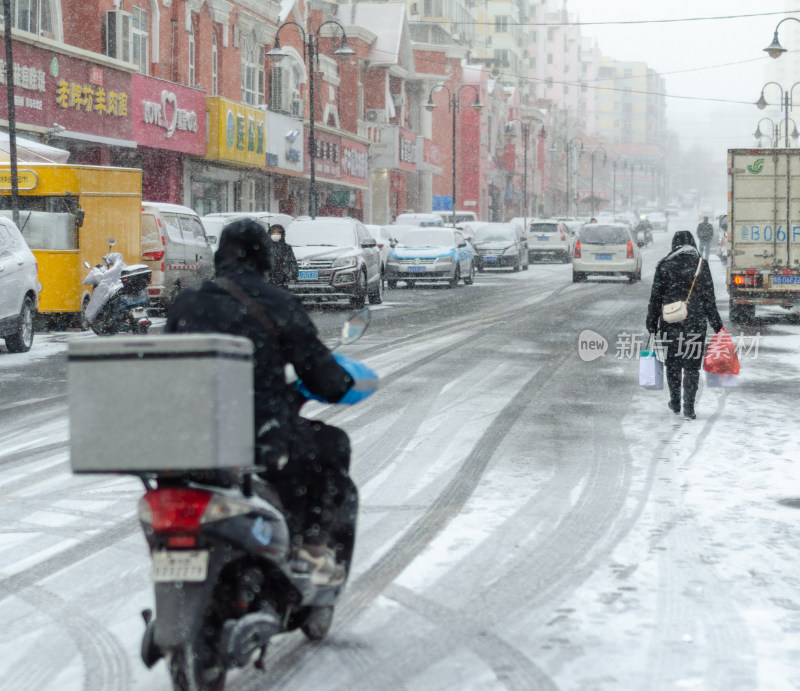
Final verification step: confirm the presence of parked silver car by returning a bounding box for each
[0,216,40,352]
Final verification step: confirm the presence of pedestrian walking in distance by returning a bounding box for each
[696,216,714,262]
[646,231,724,420]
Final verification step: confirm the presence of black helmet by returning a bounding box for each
[215,218,274,275]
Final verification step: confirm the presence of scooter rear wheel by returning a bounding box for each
[167,641,226,691]
[301,605,334,641]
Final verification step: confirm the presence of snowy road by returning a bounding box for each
[2,230,800,690]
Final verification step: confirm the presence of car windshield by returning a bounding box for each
[530,223,559,234]
[286,223,356,247]
[396,230,453,247]
[474,226,515,242]
[580,225,630,245]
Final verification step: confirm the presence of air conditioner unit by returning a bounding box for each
[106,10,132,62]
[290,99,304,118]
[365,109,386,123]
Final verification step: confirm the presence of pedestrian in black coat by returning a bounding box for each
[646,230,724,419]
[696,216,714,261]
[268,225,298,288]
[165,219,356,582]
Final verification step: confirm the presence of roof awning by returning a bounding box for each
[0,131,70,163]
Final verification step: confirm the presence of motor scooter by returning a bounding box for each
[133,309,376,690]
[82,238,152,335]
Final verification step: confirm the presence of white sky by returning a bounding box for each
[563,0,799,157]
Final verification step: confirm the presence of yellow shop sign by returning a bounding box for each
[206,97,265,167]
[0,169,39,190]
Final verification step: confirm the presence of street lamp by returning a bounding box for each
[764,16,800,59]
[550,136,583,217]
[629,162,641,215]
[425,84,483,227]
[753,116,800,146]
[587,148,607,218]
[504,119,546,233]
[612,158,625,219]
[755,81,800,148]
[267,20,355,219]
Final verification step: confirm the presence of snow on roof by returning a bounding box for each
[338,2,407,66]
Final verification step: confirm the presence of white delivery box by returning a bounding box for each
[69,334,254,474]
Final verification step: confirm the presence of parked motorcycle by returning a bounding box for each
[134,309,376,690]
[82,238,152,335]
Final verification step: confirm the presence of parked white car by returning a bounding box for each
[0,216,40,352]
[572,222,642,283]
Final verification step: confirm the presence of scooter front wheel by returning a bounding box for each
[301,605,334,641]
[167,641,226,691]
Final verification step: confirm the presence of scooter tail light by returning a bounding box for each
[574,240,581,258]
[139,488,213,534]
[626,240,634,259]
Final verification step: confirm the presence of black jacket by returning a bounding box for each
[271,241,298,287]
[165,268,352,452]
[696,221,714,242]
[646,243,723,336]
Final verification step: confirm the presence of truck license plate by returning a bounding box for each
[595,253,613,260]
[773,275,800,285]
[407,265,426,273]
[298,270,318,280]
[152,550,209,582]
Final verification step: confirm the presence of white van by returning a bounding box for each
[141,202,214,311]
[394,212,444,227]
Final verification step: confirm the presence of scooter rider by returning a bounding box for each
[165,218,365,585]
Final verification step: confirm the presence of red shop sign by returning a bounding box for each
[131,74,206,155]
[0,40,132,140]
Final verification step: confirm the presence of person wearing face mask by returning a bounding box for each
[268,224,298,288]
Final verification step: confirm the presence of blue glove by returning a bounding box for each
[334,353,379,404]
[295,354,378,404]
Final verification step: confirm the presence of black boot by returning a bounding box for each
[683,369,700,420]
[666,360,682,414]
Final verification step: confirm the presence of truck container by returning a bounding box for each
[727,149,800,323]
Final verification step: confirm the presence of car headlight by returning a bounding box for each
[503,245,517,255]
[332,256,357,269]
[435,254,454,264]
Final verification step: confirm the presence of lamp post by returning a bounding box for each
[755,81,800,148]
[612,158,625,219]
[550,136,583,217]
[753,116,800,146]
[629,162,641,215]
[425,84,483,227]
[267,20,355,219]
[764,16,800,59]
[2,0,19,226]
[504,119,546,233]
[588,148,607,218]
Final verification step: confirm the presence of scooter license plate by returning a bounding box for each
[152,550,209,582]
[132,307,147,318]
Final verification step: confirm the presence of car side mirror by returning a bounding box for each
[458,242,466,248]
[361,239,377,248]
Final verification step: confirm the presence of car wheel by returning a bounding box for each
[513,256,521,272]
[5,295,35,353]
[572,271,585,283]
[448,265,460,288]
[405,281,414,289]
[387,279,398,289]
[463,263,475,285]
[369,272,383,305]
[523,256,529,271]
[628,272,637,283]
[350,270,367,308]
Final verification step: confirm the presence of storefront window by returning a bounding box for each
[241,35,265,106]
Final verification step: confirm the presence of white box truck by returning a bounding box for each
[727,149,800,323]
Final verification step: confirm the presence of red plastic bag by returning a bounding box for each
[703,328,740,375]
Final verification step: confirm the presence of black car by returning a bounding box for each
[285,218,382,307]
[472,222,529,272]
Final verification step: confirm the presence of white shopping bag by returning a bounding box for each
[705,372,738,387]
[639,349,663,390]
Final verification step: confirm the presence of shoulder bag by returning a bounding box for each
[662,257,703,323]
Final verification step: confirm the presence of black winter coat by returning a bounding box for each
[646,245,723,337]
[696,221,714,242]
[271,241,298,287]
[165,268,352,455]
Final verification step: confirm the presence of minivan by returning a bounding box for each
[394,212,444,227]
[141,202,214,312]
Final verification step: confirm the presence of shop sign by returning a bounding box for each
[340,139,368,187]
[265,111,304,173]
[0,39,133,140]
[398,128,417,173]
[206,97,265,167]
[131,75,205,155]
[305,127,340,179]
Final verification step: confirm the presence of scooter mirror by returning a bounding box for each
[84,261,91,269]
[108,238,116,247]
[339,307,370,346]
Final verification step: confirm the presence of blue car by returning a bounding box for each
[385,227,475,288]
